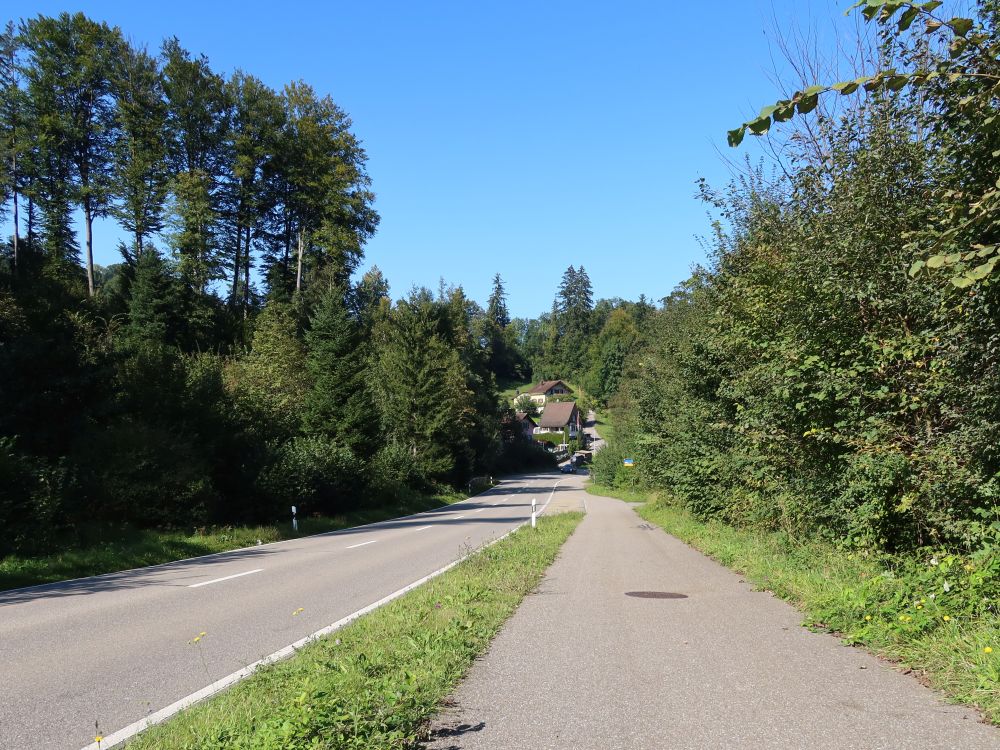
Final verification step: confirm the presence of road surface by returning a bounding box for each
[427,489,1000,750]
[0,471,576,750]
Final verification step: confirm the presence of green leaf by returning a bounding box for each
[772,100,795,122]
[897,7,920,31]
[968,259,997,280]
[886,75,910,91]
[797,93,819,115]
[919,1,943,11]
[833,81,860,95]
[926,254,948,269]
[748,115,771,135]
[863,75,886,92]
[951,275,975,288]
[949,17,974,36]
[727,126,747,148]
[908,259,925,277]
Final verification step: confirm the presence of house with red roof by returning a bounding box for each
[523,379,573,407]
[536,401,582,439]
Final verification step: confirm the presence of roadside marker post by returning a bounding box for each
[291,505,298,532]
[531,498,537,529]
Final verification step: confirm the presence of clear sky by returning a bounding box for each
[13,0,865,318]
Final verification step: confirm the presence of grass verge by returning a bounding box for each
[590,484,999,724]
[125,512,583,750]
[592,411,614,443]
[0,489,470,592]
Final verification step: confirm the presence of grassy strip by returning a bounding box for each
[592,484,999,724]
[0,489,469,592]
[592,411,614,443]
[125,512,583,750]
[497,377,533,402]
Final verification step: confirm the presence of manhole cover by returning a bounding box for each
[625,591,688,599]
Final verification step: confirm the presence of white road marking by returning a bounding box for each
[187,569,263,589]
[452,515,466,520]
[79,520,536,750]
[473,508,486,513]
[414,525,433,531]
[346,540,377,549]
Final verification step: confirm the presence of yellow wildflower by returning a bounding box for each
[985,647,994,655]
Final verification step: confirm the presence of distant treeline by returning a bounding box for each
[0,13,574,555]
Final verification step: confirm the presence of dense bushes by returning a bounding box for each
[603,4,1000,565]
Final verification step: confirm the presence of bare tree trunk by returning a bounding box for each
[84,199,95,296]
[243,226,251,318]
[282,217,290,278]
[295,228,304,292]
[231,224,242,304]
[13,169,20,278]
[26,196,34,248]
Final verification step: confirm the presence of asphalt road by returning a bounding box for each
[0,471,572,750]
[427,490,1000,750]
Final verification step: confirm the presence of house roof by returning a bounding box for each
[538,401,578,429]
[515,412,537,425]
[528,379,571,395]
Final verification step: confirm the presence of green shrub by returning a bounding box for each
[257,435,359,516]
[0,437,69,555]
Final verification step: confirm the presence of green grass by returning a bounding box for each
[592,411,614,443]
[591,485,999,724]
[498,377,534,402]
[586,482,647,504]
[126,512,584,750]
[0,489,470,592]
[532,431,568,446]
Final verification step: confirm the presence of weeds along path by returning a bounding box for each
[426,490,999,750]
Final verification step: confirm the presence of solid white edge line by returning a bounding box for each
[345,540,377,549]
[9,474,552,598]
[414,525,433,531]
[187,569,263,588]
[452,515,466,520]
[76,479,567,750]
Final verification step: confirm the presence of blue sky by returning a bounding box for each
[14,0,863,317]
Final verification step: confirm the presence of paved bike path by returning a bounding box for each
[426,491,999,749]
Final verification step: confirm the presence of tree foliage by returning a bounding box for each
[598,2,1000,567]
[0,13,534,553]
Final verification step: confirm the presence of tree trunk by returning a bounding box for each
[283,217,290,277]
[295,228,304,292]
[26,196,34,247]
[11,187,18,277]
[84,199,95,296]
[231,224,242,304]
[243,226,251,318]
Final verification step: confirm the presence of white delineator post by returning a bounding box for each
[291,505,298,532]
[531,498,537,529]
